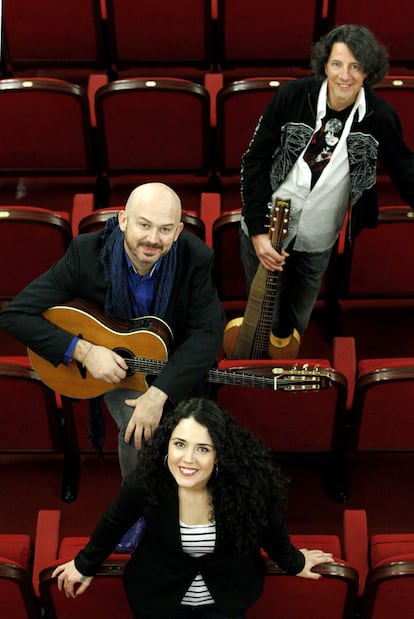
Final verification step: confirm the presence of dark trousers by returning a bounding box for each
[171,606,246,619]
[240,230,332,335]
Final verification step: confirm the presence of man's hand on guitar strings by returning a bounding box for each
[73,341,128,383]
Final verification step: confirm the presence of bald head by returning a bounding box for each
[125,182,182,220]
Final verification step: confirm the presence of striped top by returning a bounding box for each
[180,520,216,606]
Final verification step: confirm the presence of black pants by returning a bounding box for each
[171,605,246,619]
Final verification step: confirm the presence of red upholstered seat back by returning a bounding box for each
[371,538,414,568]
[106,0,212,68]
[340,207,414,299]
[0,535,37,619]
[248,568,356,619]
[331,0,414,65]
[39,539,132,619]
[3,0,104,68]
[40,559,132,619]
[217,0,322,69]
[249,538,357,619]
[0,79,94,174]
[0,360,63,452]
[0,536,32,570]
[95,78,211,175]
[212,210,247,309]
[353,358,414,451]
[362,544,414,619]
[374,77,414,151]
[216,78,295,174]
[217,358,346,452]
[0,207,72,299]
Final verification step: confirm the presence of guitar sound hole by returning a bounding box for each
[113,348,134,376]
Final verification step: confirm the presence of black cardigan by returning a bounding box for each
[0,229,225,403]
[241,76,414,241]
[74,474,305,618]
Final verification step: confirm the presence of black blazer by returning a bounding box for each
[74,475,305,619]
[0,229,225,403]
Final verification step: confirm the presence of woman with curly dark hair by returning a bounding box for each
[52,398,333,618]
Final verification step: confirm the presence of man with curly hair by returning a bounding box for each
[52,398,334,619]
[240,24,414,354]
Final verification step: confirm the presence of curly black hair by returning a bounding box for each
[311,24,389,87]
[135,397,289,555]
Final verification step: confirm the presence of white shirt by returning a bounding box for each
[274,79,367,252]
[180,521,216,607]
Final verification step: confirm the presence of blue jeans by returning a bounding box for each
[239,230,332,335]
[103,388,142,478]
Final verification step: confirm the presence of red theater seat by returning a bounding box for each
[212,209,247,315]
[0,206,72,301]
[34,509,361,619]
[351,357,414,453]
[247,509,360,618]
[374,77,414,153]
[94,77,212,211]
[216,337,356,501]
[215,78,294,212]
[105,0,213,81]
[337,206,414,358]
[359,512,414,618]
[0,357,79,502]
[248,557,358,619]
[2,0,105,73]
[216,0,322,80]
[35,510,132,618]
[0,534,37,619]
[329,0,414,70]
[0,78,95,177]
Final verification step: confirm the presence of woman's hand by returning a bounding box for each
[296,548,334,580]
[52,560,94,598]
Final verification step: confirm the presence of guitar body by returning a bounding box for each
[222,317,243,359]
[268,328,301,359]
[224,318,301,359]
[28,302,173,399]
[28,301,329,399]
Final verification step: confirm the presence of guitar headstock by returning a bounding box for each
[271,364,335,391]
[269,197,291,251]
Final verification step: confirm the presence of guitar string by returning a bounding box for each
[250,203,290,359]
[124,358,323,389]
[251,272,279,358]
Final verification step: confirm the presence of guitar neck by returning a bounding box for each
[126,357,329,391]
[249,242,281,358]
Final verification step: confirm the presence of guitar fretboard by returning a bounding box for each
[125,357,326,391]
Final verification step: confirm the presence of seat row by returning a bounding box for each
[3,0,414,82]
[1,200,413,338]
[1,335,414,502]
[0,73,413,214]
[0,74,414,175]
[1,508,414,618]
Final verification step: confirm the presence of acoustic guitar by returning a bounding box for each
[223,197,300,359]
[27,300,334,399]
